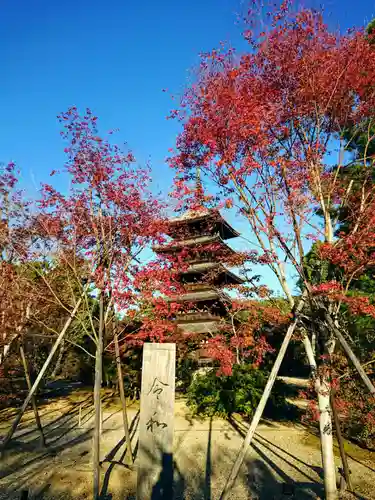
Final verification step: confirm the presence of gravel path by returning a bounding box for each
[0,394,374,499]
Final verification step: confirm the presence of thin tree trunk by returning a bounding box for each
[19,345,46,448]
[0,334,17,365]
[99,398,103,436]
[93,291,104,499]
[302,329,338,498]
[304,325,337,500]
[51,340,65,379]
[302,331,316,374]
[0,304,31,366]
[316,203,337,498]
[0,296,83,452]
[220,294,306,500]
[316,375,338,500]
[311,330,316,357]
[331,389,353,492]
[114,331,133,463]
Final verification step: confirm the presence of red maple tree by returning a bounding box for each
[30,107,180,497]
[169,3,375,497]
[0,161,34,367]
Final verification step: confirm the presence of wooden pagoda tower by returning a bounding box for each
[154,205,244,364]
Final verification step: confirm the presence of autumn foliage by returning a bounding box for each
[170,4,375,290]
[168,0,375,465]
[1,9,374,486]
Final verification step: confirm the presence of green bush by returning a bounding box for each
[176,357,198,393]
[186,364,290,419]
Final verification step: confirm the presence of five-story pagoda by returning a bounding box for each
[153,186,244,363]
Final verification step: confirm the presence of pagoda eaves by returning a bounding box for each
[154,206,244,363]
[181,262,245,285]
[166,208,240,240]
[153,234,236,256]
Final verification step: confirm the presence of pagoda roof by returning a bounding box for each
[153,234,235,255]
[176,311,221,323]
[176,316,222,335]
[167,287,230,304]
[167,208,240,240]
[181,262,245,285]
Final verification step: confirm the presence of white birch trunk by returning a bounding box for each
[302,329,337,499]
[0,333,19,366]
[316,376,338,500]
[302,332,316,374]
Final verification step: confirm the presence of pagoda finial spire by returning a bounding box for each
[195,165,203,205]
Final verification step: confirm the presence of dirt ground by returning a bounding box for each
[0,385,374,500]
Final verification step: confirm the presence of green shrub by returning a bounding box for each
[176,357,198,393]
[186,364,290,419]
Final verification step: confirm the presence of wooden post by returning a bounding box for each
[114,331,133,463]
[1,296,83,452]
[325,314,375,394]
[99,399,103,436]
[19,345,46,448]
[331,389,353,492]
[137,343,176,500]
[93,291,104,499]
[220,295,306,500]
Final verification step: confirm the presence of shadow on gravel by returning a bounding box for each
[229,415,325,499]
[99,410,140,499]
[1,393,372,500]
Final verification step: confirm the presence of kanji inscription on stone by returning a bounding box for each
[136,343,176,500]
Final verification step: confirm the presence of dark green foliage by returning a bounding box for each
[367,18,375,37]
[102,355,117,388]
[186,364,291,419]
[120,346,142,398]
[268,333,311,378]
[176,356,198,392]
[298,242,341,288]
[250,298,309,377]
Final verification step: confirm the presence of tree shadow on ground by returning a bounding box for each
[99,410,140,499]
[228,416,325,499]
[229,417,372,500]
[254,433,324,479]
[245,458,317,499]
[0,405,141,500]
[0,394,126,490]
[0,388,122,455]
[0,396,93,454]
[1,399,373,500]
[0,380,85,416]
[0,423,94,486]
[0,379,123,430]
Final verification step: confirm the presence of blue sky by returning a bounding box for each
[1,0,374,294]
